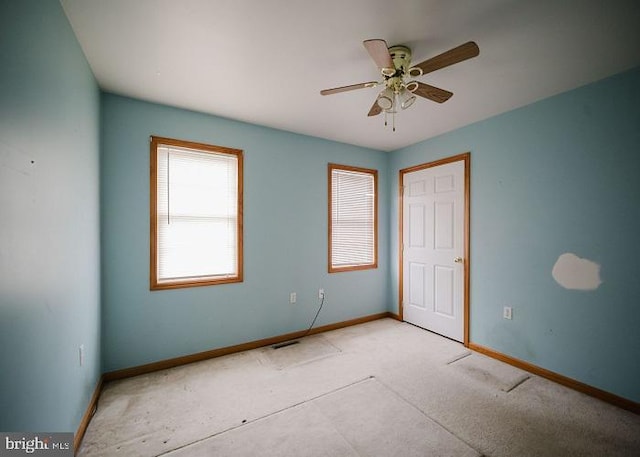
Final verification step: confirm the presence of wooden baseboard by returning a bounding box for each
[103,312,393,382]
[74,375,104,454]
[468,342,639,415]
[387,312,401,321]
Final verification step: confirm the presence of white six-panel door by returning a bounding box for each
[402,159,465,342]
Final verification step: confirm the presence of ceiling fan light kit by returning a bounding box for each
[399,88,416,110]
[376,87,394,110]
[321,39,479,132]
[405,81,419,93]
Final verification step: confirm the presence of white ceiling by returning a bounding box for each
[60,0,640,152]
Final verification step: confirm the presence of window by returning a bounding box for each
[328,163,378,273]
[150,136,243,290]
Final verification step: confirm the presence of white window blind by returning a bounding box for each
[154,142,239,286]
[330,166,377,270]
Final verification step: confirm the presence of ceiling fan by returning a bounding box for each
[320,39,479,131]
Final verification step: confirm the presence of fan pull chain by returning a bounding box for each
[392,92,397,132]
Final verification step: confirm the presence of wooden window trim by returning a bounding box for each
[150,136,243,290]
[328,163,378,273]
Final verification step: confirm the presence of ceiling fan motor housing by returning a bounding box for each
[386,45,415,93]
[388,45,412,73]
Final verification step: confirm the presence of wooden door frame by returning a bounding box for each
[398,152,471,346]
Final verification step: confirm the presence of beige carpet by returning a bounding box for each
[78,319,640,457]
[448,352,530,392]
[168,378,480,457]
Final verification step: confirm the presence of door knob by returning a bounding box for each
[454,257,463,263]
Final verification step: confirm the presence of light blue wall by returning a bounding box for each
[2,0,637,427]
[0,0,101,432]
[389,67,640,402]
[100,94,389,372]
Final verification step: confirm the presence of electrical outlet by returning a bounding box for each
[503,306,512,320]
[290,292,297,304]
[319,288,325,299]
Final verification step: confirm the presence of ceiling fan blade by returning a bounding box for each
[367,100,382,117]
[320,81,378,96]
[413,41,479,75]
[413,82,453,103]
[363,39,394,71]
